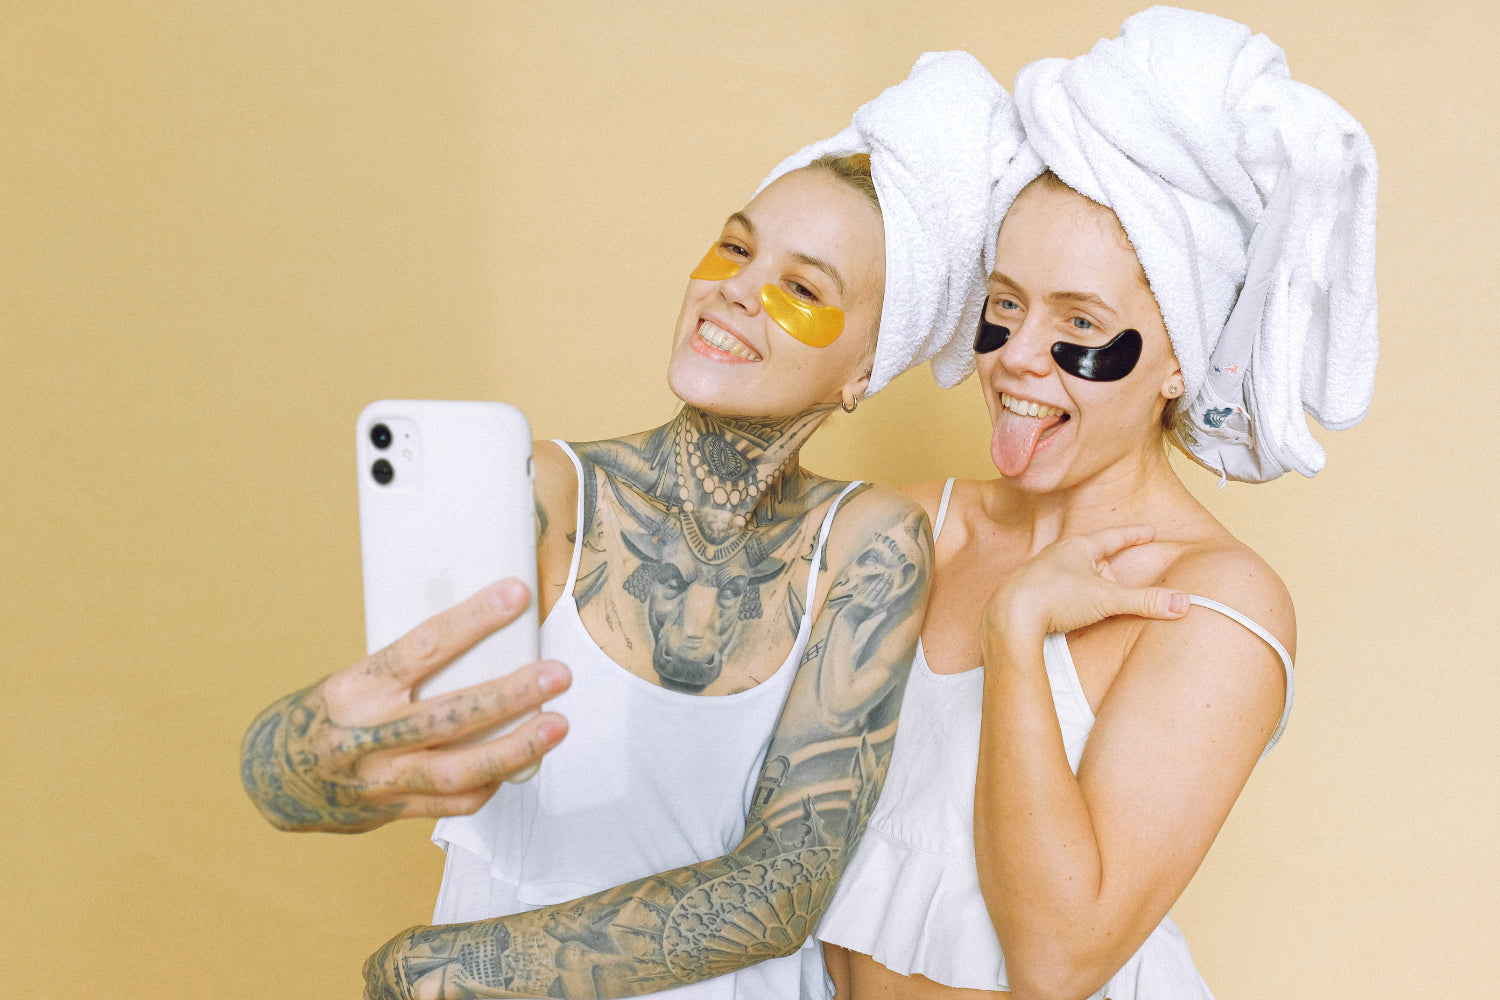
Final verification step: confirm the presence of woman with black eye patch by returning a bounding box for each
[817,8,1379,1000]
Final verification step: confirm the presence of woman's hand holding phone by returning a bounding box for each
[240,579,569,834]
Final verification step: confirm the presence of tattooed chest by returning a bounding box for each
[574,508,819,695]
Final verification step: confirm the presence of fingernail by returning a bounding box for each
[491,578,527,611]
[537,717,566,744]
[538,663,570,695]
[1168,592,1188,614]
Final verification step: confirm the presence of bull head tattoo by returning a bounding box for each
[620,514,787,693]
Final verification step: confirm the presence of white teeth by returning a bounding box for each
[1000,392,1064,419]
[698,321,760,361]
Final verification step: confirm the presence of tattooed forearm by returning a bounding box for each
[368,845,850,999]
[240,685,402,833]
[367,714,904,998]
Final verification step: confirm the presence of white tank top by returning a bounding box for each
[433,442,861,999]
[816,479,1295,999]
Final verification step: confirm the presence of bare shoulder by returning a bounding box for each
[1114,530,1294,756]
[1162,530,1296,661]
[898,478,953,525]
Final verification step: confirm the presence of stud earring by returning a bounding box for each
[1164,379,1183,398]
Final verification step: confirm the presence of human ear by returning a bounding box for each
[840,365,872,414]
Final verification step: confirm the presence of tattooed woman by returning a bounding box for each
[240,54,1023,999]
[817,10,1379,1000]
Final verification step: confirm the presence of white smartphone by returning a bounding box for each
[356,400,541,773]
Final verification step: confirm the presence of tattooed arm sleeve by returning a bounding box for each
[363,493,932,1000]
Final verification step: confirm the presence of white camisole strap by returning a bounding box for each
[931,478,957,539]
[1186,594,1296,757]
[551,440,588,594]
[805,480,864,614]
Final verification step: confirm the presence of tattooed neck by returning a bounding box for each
[664,405,833,528]
[587,404,836,532]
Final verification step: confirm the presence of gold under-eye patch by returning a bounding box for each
[760,284,844,348]
[690,248,742,282]
[689,244,845,348]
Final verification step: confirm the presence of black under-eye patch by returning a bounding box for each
[975,311,1143,383]
[974,313,1010,353]
[1050,329,1142,382]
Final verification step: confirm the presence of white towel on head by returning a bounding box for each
[760,51,1032,395]
[1013,5,1378,481]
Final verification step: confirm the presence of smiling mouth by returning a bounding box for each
[696,320,761,362]
[1000,392,1066,419]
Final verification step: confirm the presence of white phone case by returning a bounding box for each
[356,400,541,770]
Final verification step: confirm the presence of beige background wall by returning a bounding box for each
[4,2,1494,996]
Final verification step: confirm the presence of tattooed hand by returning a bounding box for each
[240,579,571,833]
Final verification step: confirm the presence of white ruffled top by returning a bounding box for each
[815,481,1293,998]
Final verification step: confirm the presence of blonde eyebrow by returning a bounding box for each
[790,251,846,298]
[1047,289,1117,315]
[725,212,755,234]
[989,272,1118,316]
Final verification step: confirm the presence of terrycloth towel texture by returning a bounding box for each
[1013,5,1378,481]
[760,51,1033,395]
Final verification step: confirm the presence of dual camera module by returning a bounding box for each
[369,423,395,485]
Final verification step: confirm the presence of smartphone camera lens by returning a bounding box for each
[371,459,394,485]
[370,423,393,450]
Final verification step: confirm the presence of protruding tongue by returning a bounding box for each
[991,409,1064,478]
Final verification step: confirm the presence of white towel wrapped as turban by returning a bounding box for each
[760,51,1033,395]
[1014,5,1379,481]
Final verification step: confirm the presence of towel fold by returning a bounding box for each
[760,51,1032,395]
[1013,5,1379,481]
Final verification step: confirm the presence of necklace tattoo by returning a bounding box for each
[669,409,825,528]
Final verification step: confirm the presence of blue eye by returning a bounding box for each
[1071,316,1094,330]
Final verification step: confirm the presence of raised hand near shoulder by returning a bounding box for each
[981,525,1189,647]
[240,579,570,833]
